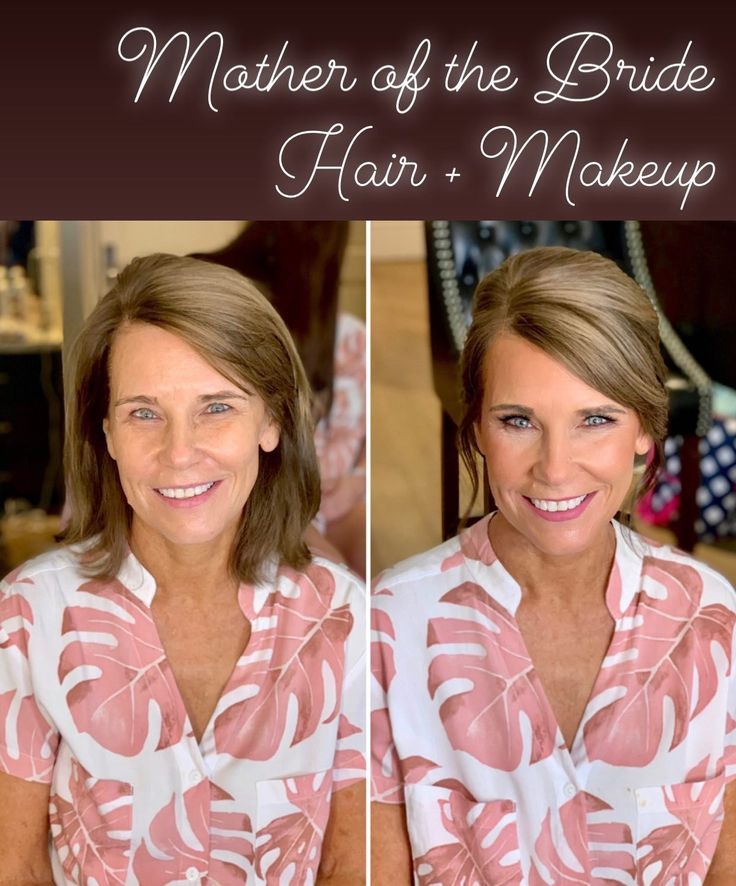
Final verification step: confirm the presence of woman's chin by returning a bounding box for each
[132,515,237,554]
[498,496,615,558]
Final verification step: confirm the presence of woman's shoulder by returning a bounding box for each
[312,554,365,592]
[619,522,736,606]
[276,554,365,605]
[373,539,460,593]
[1,544,83,593]
[373,518,495,597]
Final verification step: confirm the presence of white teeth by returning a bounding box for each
[157,482,215,499]
[530,494,587,513]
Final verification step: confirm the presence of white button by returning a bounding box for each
[638,796,648,809]
[185,868,200,882]
[188,770,203,785]
[563,782,576,798]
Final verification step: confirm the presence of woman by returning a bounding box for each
[372,247,736,884]
[0,254,365,884]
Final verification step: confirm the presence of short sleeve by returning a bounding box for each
[0,572,59,783]
[332,571,366,792]
[370,579,404,804]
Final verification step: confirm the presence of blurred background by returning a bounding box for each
[0,221,365,573]
[371,220,736,583]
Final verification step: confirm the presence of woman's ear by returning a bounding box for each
[635,430,654,457]
[259,419,280,453]
[473,421,486,457]
[102,417,117,461]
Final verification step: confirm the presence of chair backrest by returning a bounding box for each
[637,222,736,391]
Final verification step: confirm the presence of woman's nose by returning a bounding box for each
[160,420,200,467]
[533,432,574,486]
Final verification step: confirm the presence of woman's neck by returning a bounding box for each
[488,513,616,607]
[129,520,238,603]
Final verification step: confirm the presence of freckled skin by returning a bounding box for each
[103,322,279,559]
[102,323,281,743]
[469,334,654,748]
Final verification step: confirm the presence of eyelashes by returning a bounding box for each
[496,413,618,430]
[128,403,233,421]
[498,414,533,430]
[131,407,157,420]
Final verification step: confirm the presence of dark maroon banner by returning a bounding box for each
[0,0,733,218]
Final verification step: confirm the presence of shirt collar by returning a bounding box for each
[608,520,646,619]
[461,515,523,615]
[115,549,157,607]
[115,547,281,617]
[461,513,644,621]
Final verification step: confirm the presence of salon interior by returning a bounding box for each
[372,220,736,583]
[0,220,365,574]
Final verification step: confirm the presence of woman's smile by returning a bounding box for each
[523,491,595,521]
[154,479,221,506]
[156,481,215,500]
[103,323,280,552]
[475,334,652,558]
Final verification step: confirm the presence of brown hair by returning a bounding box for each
[459,246,668,517]
[191,221,349,423]
[63,253,320,582]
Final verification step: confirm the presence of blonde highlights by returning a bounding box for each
[459,247,668,518]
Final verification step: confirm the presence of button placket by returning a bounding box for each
[175,747,212,884]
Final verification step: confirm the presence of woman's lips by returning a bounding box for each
[154,480,221,508]
[523,492,595,522]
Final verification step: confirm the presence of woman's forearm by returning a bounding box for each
[0,877,54,886]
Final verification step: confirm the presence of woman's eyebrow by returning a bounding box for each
[575,405,628,416]
[198,390,251,402]
[113,395,157,408]
[487,403,628,415]
[112,390,251,408]
[488,403,533,413]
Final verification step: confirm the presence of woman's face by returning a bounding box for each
[103,323,279,554]
[474,333,652,559]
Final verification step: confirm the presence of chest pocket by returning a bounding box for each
[255,769,334,885]
[404,783,522,886]
[635,777,726,884]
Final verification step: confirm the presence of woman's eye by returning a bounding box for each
[501,415,533,429]
[206,402,231,414]
[584,415,611,427]
[131,407,157,420]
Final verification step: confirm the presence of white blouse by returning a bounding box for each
[0,545,365,885]
[372,516,736,885]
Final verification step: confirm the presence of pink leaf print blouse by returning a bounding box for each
[0,546,365,885]
[371,515,736,885]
